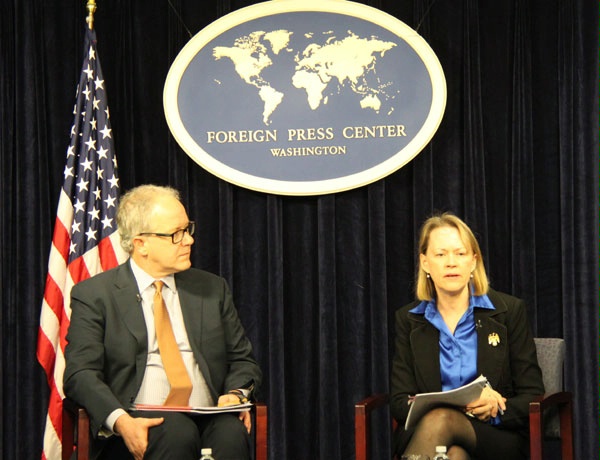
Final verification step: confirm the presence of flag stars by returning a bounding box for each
[80,157,93,172]
[74,199,86,213]
[100,125,112,139]
[97,146,108,160]
[94,77,104,90]
[64,165,74,179]
[88,207,100,221]
[88,47,96,61]
[97,166,104,179]
[101,216,114,229]
[76,178,89,193]
[93,97,100,110]
[71,220,81,234]
[82,86,91,101]
[85,137,97,152]
[84,63,94,80]
[85,227,98,241]
[104,194,116,209]
[90,118,97,130]
[108,175,119,189]
[69,242,78,255]
[93,187,102,200]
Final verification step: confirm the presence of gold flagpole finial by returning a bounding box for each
[86,0,97,30]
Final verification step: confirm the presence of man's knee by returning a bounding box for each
[146,413,201,459]
[201,414,250,460]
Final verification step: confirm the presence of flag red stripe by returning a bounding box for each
[59,313,71,355]
[51,218,71,261]
[36,329,57,387]
[68,255,91,285]
[43,274,65,322]
[47,379,64,442]
[99,236,119,270]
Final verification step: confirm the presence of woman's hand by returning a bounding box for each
[465,386,507,421]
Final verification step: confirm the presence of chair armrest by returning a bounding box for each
[63,399,268,460]
[530,391,572,411]
[355,394,389,460]
[254,402,268,460]
[529,391,573,460]
[356,393,390,414]
[62,398,90,460]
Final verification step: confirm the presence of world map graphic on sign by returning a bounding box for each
[164,2,446,195]
[212,30,399,125]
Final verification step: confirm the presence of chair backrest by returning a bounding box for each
[534,338,565,395]
[533,337,565,437]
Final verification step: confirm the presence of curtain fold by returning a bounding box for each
[1,0,598,458]
[462,0,489,244]
[510,0,537,319]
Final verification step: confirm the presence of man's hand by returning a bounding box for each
[217,393,243,407]
[217,394,252,433]
[114,413,164,460]
[239,410,251,433]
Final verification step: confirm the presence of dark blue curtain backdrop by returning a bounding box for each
[1,1,598,458]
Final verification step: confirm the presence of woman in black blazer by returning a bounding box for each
[390,213,544,460]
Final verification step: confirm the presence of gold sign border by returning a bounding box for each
[164,0,446,195]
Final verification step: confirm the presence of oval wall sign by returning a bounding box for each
[164,0,446,195]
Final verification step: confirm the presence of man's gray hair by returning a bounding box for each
[116,184,180,253]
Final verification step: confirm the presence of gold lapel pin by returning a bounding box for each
[488,332,500,346]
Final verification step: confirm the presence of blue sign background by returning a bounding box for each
[165,1,446,195]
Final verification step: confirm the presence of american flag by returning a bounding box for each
[36,28,127,460]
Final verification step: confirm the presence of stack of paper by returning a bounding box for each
[404,374,489,429]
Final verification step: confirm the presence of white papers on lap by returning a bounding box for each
[133,402,253,414]
[404,374,488,430]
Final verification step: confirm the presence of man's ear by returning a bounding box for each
[132,236,148,256]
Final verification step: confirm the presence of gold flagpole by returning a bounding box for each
[86,0,97,30]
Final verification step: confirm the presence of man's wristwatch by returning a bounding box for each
[228,389,249,404]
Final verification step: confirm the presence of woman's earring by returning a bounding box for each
[470,272,474,279]
[426,272,431,278]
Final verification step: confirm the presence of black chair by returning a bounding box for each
[62,399,268,460]
[355,337,573,460]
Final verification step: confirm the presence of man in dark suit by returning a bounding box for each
[64,184,262,460]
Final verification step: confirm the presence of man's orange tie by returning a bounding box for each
[153,281,193,406]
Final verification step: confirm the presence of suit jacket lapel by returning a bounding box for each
[409,314,443,393]
[475,306,508,388]
[114,262,147,353]
[177,275,204,345]
[175,273,216,396]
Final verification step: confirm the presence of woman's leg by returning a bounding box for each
[402,408,475,459]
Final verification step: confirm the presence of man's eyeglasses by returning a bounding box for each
[138,221,195,244]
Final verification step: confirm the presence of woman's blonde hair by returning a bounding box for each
[415,212,489,300]
[116,184,180,253]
